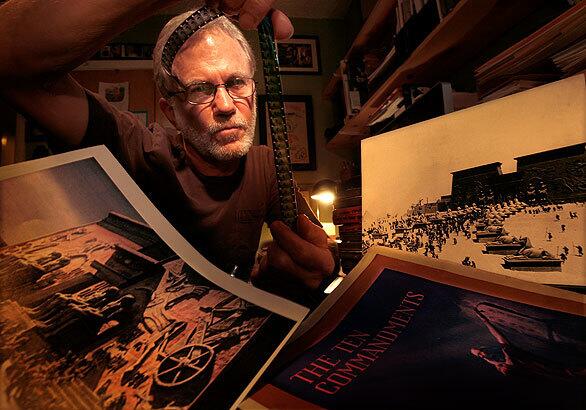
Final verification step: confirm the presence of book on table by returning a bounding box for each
[242,246,585,409]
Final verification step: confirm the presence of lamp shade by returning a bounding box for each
[310,179,337,204]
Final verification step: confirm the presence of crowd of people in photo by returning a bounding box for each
[364,197,584,270]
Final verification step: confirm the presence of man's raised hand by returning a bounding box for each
[206,0,294,39]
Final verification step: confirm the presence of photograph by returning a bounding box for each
[93,43,154,60]
[123,44,144,59]
[258,95,317,171]
[276,36,321,74]
[362,75,586,287]
[99,82,129,111]
[132,111,148,127]
[0,147,304,409]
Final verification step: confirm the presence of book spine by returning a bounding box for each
[338,223,362,234]
[338,231,362,243]
[335,196,362,209]
[333,206,362,225]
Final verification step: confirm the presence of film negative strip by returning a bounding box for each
[258,17,298,230]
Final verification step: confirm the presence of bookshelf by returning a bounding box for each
[324,0,558,149]
[322,0,400,99]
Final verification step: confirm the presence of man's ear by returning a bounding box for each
[159,97,178,128]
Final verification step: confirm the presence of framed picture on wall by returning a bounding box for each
[276,36,321,75]
[98,81,129,111]
[93,43,155,60]
[131,111,148,127]
[258,95,316,171]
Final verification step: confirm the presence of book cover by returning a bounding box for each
[246,247,585,409]
[0,146,307,409]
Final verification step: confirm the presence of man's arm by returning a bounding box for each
[0,1,177,80]
[0,0,293,146]
[0,0,292,80]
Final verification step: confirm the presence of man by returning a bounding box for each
[0,0,337,304]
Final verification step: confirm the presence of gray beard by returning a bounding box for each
[180,110,256,162]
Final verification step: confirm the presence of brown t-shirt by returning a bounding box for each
[82,91,317,277]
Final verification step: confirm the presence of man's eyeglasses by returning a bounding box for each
[170,77,256,105]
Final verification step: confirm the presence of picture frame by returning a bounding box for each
[131,110,148,127]
[276,36,321,75]
[93,43,154,60]
[98,81,129,111]
[258,95,316,171]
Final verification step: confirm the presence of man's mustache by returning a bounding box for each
[207,120,248,134]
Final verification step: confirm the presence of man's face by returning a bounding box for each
[171,30,256,162]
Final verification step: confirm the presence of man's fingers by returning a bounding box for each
[217,0,246,16]
[209,0,293,39]
[269,220,334,273]
[263,241,326,290]
[237,0,274,30]
[297,214,329,247]
[270,9,294,39]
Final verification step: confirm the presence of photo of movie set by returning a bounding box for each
[362,76,585,288]
[0,155,289,409]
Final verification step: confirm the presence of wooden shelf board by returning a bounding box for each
[327,0,541,150]
[347,0,399,60]
[323,0,398,99]
[326,125,370,149]
[75,60,153,71]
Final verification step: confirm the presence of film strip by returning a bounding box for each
[258,16,299,230]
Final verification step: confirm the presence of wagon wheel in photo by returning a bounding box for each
[154,343,214,388]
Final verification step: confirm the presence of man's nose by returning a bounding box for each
[212,86,236,114]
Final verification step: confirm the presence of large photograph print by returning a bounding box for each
[0,148,305,409]
[362,74,586,287]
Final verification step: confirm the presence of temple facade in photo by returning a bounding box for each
[450,143,586,207]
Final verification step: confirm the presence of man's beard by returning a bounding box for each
[179,109,256,162]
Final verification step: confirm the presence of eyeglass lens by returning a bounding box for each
[187,77,255,104]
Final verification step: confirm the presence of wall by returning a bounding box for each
[72,70,156,126]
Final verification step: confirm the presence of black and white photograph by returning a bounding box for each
[362,75,586,288]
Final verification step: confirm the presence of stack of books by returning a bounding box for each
[344,0,462,121]
[474,1,585,99]
[551,37,586,76]
[333,174,363,274]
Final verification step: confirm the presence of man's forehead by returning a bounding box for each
[172,30,252,80]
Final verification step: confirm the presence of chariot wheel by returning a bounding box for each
[155,343,214,388]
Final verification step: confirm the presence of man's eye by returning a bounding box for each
[228,78,246,89]
[190,83,214,94]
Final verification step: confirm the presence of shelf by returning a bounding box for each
[75,60,153,71]
[326,0,543,149]
[322,0,398,99]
